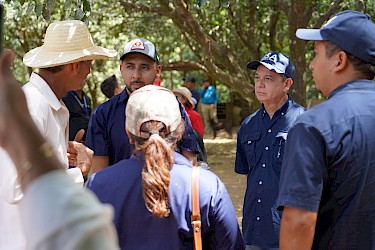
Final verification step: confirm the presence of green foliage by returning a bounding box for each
[4,0,375,107]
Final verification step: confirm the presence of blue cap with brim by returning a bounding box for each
[247,51,295,78]
[296,10,375,65]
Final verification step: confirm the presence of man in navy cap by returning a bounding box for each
[277,10,375,249]
[235,51,305,249]
[183,76,200,111]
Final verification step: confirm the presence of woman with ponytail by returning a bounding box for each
[88,85,244,249]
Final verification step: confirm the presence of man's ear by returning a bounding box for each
[156,64,162,78]
[335,51,348,72]
[284,78,293,92]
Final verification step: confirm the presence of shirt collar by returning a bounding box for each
[328,80,374,99]
[118,88,131,103]
[261,95,292,118]
[29,73,62,111]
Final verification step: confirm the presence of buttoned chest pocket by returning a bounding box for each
[241,132,261,169]
[273,132,288,177]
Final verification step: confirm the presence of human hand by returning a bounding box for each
[67,129,93,176]
[0,50,29,149]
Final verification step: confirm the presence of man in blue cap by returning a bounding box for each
[277,10,375,249]
[235,51,305,249]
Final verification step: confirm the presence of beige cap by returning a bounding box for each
[126,85,181,138]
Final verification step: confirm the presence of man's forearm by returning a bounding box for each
[280,206,317,250]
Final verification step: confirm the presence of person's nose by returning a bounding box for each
[132,68,142,80]
[255,79,265,88]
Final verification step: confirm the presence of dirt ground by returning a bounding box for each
[203,131,246,227]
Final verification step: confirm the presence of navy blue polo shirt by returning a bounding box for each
[235,97,305,248]
[277,80,375,249]
[87,152,245,249]
[86,88,198,165]
[190,89,200,111]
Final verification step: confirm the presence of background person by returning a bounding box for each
[278,10,375,250]
[173,86,207,165]
[62,86,92,142]
[173,86,204,137]
[86,38,198,173]
[100,75,122,99]
[198,79,220,137]
[235,52,305,250]
[183,75,200,111]
[87,85,244,249]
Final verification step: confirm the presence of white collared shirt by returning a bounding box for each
[23,73,69,166]
[22,73,82,183]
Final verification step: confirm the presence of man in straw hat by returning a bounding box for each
[22,20,117,181]
[86,38,198,173]
[277,10,375,249]
[0,20,116,249]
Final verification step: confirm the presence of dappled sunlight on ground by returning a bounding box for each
[204,133,246,229]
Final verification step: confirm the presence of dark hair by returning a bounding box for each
[100,75,119,98]
[129,120,185,218]
[42,65,65,73]
[324,41,375,80]
[280,74,288,82]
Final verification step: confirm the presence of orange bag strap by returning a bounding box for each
[191,166,202,250]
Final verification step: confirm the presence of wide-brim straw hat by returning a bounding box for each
[173,87,195,109]
[23,20,117,68]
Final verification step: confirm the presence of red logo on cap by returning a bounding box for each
[131,41,145,51]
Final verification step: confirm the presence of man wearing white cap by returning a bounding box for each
[86,38,198,173]
[0,20,116,249]
[278,10,375,249]
[235,51,305,250]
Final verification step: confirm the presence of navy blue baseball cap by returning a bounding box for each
[296,10,375,65]
[182,76,196,83]
[247,52,295,78]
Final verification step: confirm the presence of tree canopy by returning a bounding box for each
[3,0,374,108]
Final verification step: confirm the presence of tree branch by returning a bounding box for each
[313,0,344,28]
[162,61,207,72]
[277,0,289,15]
[118,0,167,15]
